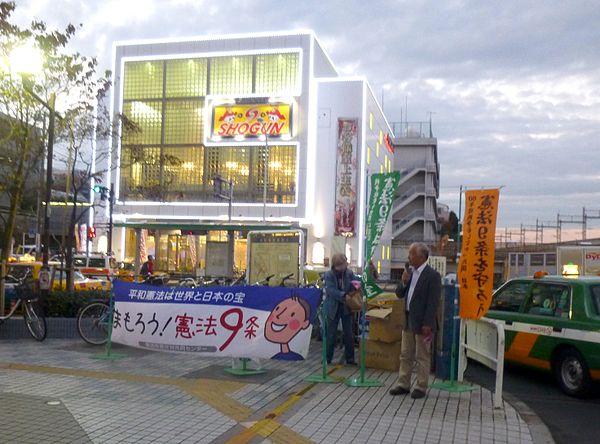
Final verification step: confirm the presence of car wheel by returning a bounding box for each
[554,348,591,397]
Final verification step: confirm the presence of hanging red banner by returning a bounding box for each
[334,119,358,236]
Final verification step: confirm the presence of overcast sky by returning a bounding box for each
[13,0,600,240]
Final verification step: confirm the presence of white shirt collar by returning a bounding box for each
[413,262,427,275]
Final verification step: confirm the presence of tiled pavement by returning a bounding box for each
[0,339,552,444]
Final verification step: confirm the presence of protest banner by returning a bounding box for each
[362,171,402,298]
[111,280,321,361]
[458,189,500,319]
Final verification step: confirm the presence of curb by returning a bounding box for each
[0,318,78,339]
[502,391,555,444]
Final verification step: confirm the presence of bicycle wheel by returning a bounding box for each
[77,302,110,345]
[23,301,47,341]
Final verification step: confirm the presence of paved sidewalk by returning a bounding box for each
[0,339,551,443]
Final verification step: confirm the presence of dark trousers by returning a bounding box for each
[326,304,355,363]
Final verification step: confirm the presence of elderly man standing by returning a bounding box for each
[389,242,441,399]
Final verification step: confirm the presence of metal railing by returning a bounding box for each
[458,317,505,409]
[390,121,434,138]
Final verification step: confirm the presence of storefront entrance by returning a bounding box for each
[121,226,250,277]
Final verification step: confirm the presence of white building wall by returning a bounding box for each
[313,80,364,267]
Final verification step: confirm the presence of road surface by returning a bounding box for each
[465,360,600,444]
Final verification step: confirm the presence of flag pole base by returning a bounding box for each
[344,377,383,388]
[430,380,475,392]
[224,358,266,376]
[91,352,128,361]
[224,367,266,376]
[304,374,339,383]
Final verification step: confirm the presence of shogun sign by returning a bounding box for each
[212,103,291,138]
[111,280,321,361]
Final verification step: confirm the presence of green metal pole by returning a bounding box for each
[92,287,127,360]
[345,172,382,388]
[305,299,338,383]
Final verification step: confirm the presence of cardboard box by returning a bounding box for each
[366,299,405,343]
[364,339,402,372]
[367,292,398,309]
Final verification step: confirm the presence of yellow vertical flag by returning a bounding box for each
[458,189,500,319]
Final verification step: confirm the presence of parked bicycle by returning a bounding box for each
[0,272,47,341]
[77,298,110,345]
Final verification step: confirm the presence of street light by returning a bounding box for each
[9,44,55,293]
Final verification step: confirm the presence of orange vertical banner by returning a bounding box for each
[458,189,500,319]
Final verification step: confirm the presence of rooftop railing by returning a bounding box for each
[390,121,434,138]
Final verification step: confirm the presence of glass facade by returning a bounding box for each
[120,144,296,203]
[120,52,300,203]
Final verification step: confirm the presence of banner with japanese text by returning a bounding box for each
[362,172,402,298]
[111,280,321,361]
[334,119,358,236]
[458,189,500,319]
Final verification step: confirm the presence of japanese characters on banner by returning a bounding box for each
[334,119,358,236]
[111,280,321,361]
[362,172,402,298]
[458,189,500,319]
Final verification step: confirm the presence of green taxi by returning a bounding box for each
[487,275,600,396]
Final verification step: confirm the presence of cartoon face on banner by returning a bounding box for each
[111,281,321,361]
[264,296,311,361]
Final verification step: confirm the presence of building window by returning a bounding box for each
[120,146,163,200]
[255,145,297,204]
[255,53,299,95]
[123,61,164,100]
[210,56,253,95]
[165,58,208,98]
[205,146,251,193]
[530,254,544,267]
[163,99,204,144]
[120,144,297,203]
[162,146,204,201]
[122,101,163,145]
[119,52,301,204]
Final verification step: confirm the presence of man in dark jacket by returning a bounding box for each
[140,255,153,277]
[390,243,441,399]
[323,253,360,365]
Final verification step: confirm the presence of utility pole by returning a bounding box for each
[557,213,585,243]
[108,183,114,255]
[582,208,600,241]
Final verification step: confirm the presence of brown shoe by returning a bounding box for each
[411,389,426,399]
[389,386,410,396]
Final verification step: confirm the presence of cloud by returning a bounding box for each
[12,0,600,233]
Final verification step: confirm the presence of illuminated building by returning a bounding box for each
[98,31,394,277]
